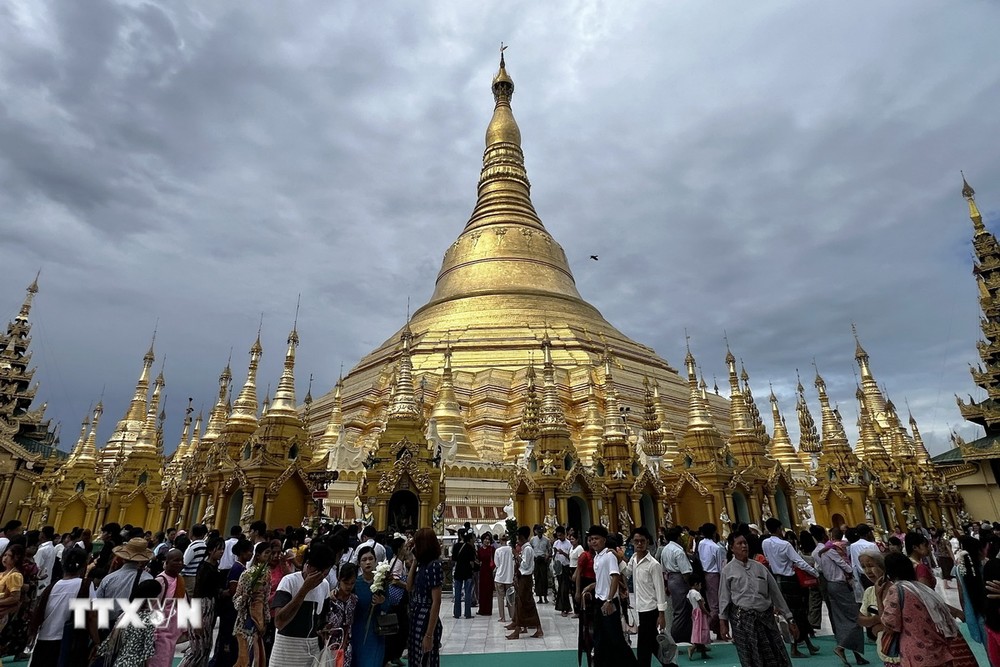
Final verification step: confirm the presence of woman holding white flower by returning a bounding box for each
[351,546,393,667]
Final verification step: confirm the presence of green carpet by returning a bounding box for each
[5,628,989,666]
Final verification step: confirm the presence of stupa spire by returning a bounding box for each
[268,321,301,418]
[203,361,233,441]
[641,377,666,461]
[133,369,163,455]
[124,331,156,423]
[578,368,604,463]
[387,323,421,421]
[14,271,39,323]
[814,367,860,476]
[69,413,90,464]
[684,343,714,429]
[796,371,821,466]
[229,333,263,426]
[908,407,931,466]
[651,380,680,464]
[82,401,102,460]
[602,348,627,443]
[417,49,594,322]
[464,45,541,234]
[769,388,805,475]
[539,333,569,436]
[963,172,987,236]
[517,360,540,444]
[431,341,474,457]
[726,344,753,435]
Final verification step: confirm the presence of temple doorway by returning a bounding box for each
[831,513,846,529]
[775,487,792,528]
[732,491,750,524]
[640,493,656,530]
[567,496,591,535]
[388,490,419,534]
[226,489,244,531]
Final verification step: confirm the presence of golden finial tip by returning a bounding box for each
[962,171,975,199]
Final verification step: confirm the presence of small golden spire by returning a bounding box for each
[431,340,473,456]
[769,388,805,475]
[81,401,102,460]
[796,370,820,455]
[651,380,680,463]
[68,412,90,464]
[601,350,627,444]
[387,323,421,421]
[229,333,263,426]
[133,368,164,455]
[14,271,40,323]
[268,322,300,418]
[203,361,232,441]
[962,171,986,235]
[539,334,568,436]
[641,377,666,459]
[577,367,604,463]
[517,360,540,443]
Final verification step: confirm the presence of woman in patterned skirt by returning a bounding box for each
[406,528,443,667]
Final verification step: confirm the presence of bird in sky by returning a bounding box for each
[590,255,599,261]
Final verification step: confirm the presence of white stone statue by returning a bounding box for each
[240,499,255,527]
[503,497,515,521]
[663,504,674,526]
[202,498,216,527]
[618,508,633,533]
[719,508,731,527]
[864,500,875,525]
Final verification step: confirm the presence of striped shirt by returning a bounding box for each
[182,539,207,577]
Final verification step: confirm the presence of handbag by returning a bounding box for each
[375,612,399,637]
[655,629,677,665]
[794,566,818,589]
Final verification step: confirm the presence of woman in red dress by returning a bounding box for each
[477,532,496,616]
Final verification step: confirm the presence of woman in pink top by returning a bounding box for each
[150,549,187,667]
[879,553,977,667]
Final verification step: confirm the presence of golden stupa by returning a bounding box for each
[306,51,730,526]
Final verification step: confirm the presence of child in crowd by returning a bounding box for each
[688,578,711,660]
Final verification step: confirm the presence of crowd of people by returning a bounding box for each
[0,518,444,667]
[0,514,996,667]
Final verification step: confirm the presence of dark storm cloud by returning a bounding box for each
[1,1,999,455]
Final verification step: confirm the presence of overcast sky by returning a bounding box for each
[2,1,999,458]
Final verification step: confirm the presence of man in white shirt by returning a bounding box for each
[494,534,515,623]
[761,518,820,657]
[660,526,693,641]
[219,525,241,581]
[590,524,637,666]
[506,525,543,639]
[353,525,387,562]
[34,526,57,592]
[271,543,335,663]
[697,523,726,637]
[552,526,573,615]
[623,527,669,667]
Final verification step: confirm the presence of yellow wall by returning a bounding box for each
[954,463,1000,520]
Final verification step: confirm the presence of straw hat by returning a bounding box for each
[113,537,154,563]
